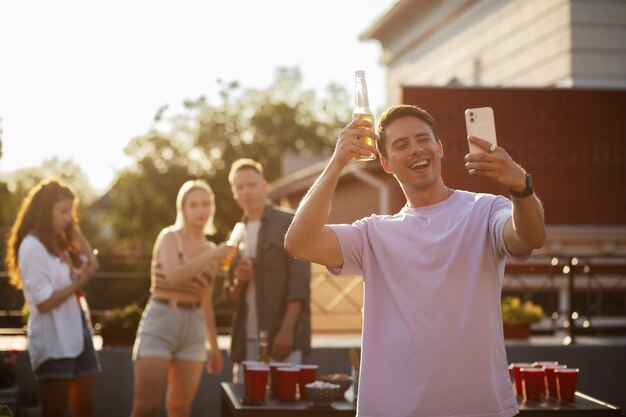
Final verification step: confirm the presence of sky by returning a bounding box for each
[0,0,396,192]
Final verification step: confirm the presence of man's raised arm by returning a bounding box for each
[284,119,378,268]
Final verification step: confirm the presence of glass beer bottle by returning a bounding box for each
[353,70,376,161]
[258,330,269,364]
[220,222,246,273]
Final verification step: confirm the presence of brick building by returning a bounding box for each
[269,86,626,334]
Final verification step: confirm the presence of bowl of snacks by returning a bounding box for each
[305,381,343,407]
[320,373,353,399]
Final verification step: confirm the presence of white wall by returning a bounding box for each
[371,0,626,105]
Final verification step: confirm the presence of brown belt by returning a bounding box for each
[153,297,201,310]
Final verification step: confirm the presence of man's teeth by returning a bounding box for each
[411,161,428,169]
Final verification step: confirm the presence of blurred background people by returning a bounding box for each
[129,180,229,417]
[225,158,311,382]
[5,177,100,417]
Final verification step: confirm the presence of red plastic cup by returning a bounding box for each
[242,360,264,395]
[275,367,300,402]
[532,361,559,368]
[544,364,567,398]
[246,365,270,404]
[509,363,533,397]
[531,361,558,396]
[556,368,579,402]
[269,362,291,397]
[521,367,545,401]
[298,364,318,400]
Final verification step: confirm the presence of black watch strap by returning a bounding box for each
[509,173,534,198]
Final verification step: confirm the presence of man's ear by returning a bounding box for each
[438,139,444,159]
[380,156,392,174]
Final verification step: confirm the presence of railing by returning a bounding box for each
[2,254,625,337]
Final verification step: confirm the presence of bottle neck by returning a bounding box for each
[354,76,371,114]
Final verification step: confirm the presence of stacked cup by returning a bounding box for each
[298,365,319,400]
[242,361,270,404]
[555,368,579,402]
[274,367,300,401]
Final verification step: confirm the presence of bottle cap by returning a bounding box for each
[355,70,365,77]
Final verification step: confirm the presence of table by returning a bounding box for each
[517,391,621,416]
[220,383,621,417]
[220,383,356,417]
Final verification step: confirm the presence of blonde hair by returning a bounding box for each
[173,180,216,235]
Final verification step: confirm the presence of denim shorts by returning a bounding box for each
[34,314,101,380]
[132,298,207,362]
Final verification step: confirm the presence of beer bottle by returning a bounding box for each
[258,330,269,364]
[353,70,376,161]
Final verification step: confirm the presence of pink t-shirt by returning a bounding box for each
[328,190,527,417]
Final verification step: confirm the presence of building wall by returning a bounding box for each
[570,0,626,88]
[402,86,626,227]
[365,0,626,106]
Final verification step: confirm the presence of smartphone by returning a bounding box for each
[465,107,497,153]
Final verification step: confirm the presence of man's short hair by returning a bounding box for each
[377,105,439,158]
[228,158,265,184]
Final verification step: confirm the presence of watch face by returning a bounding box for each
[526,174,533,188]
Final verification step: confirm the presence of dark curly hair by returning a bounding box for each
[5,178,79,288]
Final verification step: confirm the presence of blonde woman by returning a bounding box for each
[4,178,100,417]
[130,180,229,417]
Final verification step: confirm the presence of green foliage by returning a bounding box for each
[99,66,350,249]
[0,66,350,324]
[98,303,143,331]
[501,296,545,325]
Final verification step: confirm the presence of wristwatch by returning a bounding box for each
[509,173,534,198]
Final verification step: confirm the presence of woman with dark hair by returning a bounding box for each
[130,180,229,417]
[4,177,100,417]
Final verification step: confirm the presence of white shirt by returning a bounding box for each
[244,220,261,340]
[19,235,84,370]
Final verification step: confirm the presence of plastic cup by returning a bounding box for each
[556,368,579,402]
[298,364,318,400]
[532,361,559,368]
[275,367,300,402]
[269,362,291,397]
[531,361,558,396]
[246,365,270,404]
[521,367,545,401]
[544,364,567,398]
[242,360,263,391]
[509,363,533,397]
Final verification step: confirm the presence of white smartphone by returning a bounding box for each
[465,107,497,153]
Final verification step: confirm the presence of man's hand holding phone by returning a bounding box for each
[464,107,527,192]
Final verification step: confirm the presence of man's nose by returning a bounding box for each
[409,139,424,154]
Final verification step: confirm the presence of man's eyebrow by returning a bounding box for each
[392,132,431,142]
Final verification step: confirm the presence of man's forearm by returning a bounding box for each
[280,301,303,333]
[285,160,344,257]
[511,194,546,249]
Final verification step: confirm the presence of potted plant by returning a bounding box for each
[0,350,19,417]
[501,296,544,339]
[97,303,143,347]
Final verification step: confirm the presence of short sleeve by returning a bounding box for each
[490,195,531,262]
[326,220,367,277]
[19,236,55,305]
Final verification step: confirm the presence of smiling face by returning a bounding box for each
[52,198,74,235]
[379,115,444,194]
[182,188,213,229]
